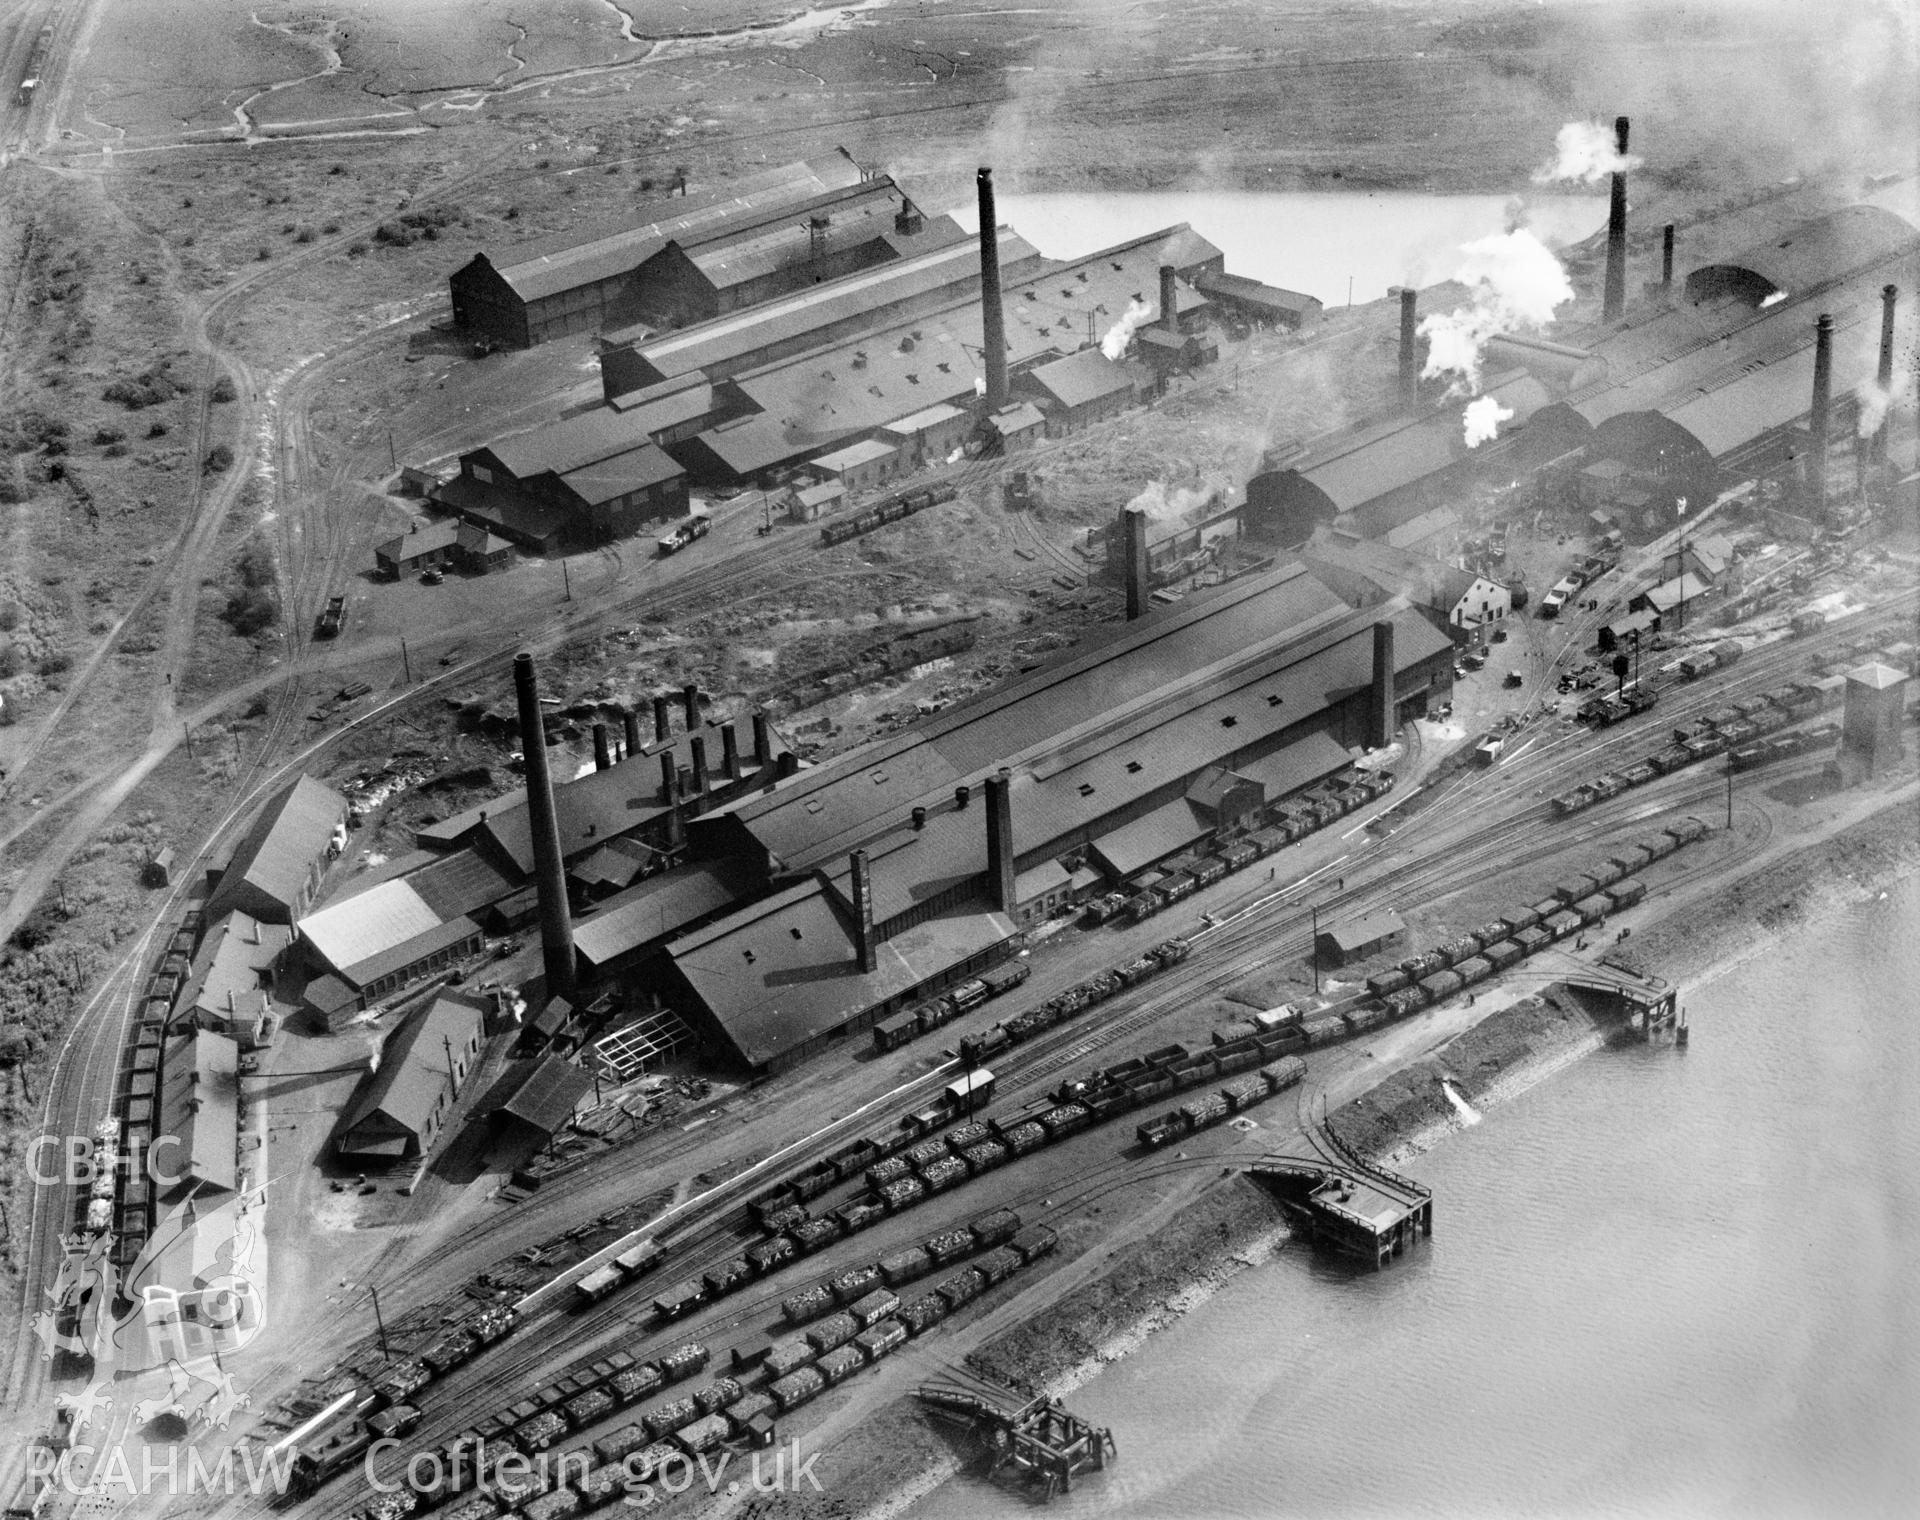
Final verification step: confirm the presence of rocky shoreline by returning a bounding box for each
[795,793,1920,1519]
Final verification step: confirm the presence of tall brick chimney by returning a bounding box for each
[984,769,1016,913]
[1370,618,1397,750]
[1398,287,1419,411]
[513,653,575,1001]
[849,850,877,974]
[1602,116,1630,323]
[1122,505,1150,620]
[977,167,1009,411]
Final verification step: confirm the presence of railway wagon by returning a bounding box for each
[513,1409,569,1454]
[657,1342,709,1383]
[769,1368,827,1412]
[877,1176,926,1211]
[968,1208,1020,1247]
[1381,988,1427,1019]
[815,1345,866,1386]
[762,1337,815,1381]
[935,1268,986,1310]
[836,1198,888,1233]
[1554,875,1602,905]
[524,1489,581,1520]
[1499,905,1542,936]
[578,1462,629,1510]
[1136,1110,1185,1148]
[923,1227,974,1265]
[850,1288,900,1328]
[641,1398,699,1443]
[867,1155,912,1190]
[960,1140,1009,1173]
[746,1235,797,1275]
[563,1388,616,1432]
[1011,1224,1059,1263]
[880,1246,933,1286]
[1298,1013,1348,1047]
[725,1392,778,1435]
[829,1263,882,1304]
[652,1281,706,1321]
[704,1258,752,1297]
[675,1414,731,1455]
[610,1363,664,1406]
[1481,939,1524,971]
[1039,1103,1092,1139]
[972,1246,1024,1287]
[782,1284,833,1325]
[871,1013,918,1052]
[806,1311,859,1355]
[1418,970,1465,1003]
[440,1498,502,1520]
[1261,1056,1307,1093]
[1666,817,1708,845]
[1180,1092,1230,1130]
[1543,909,1584,940]
[997,1120,1047,1157]
[693,1376,744,1415]
[1221,1073,1269,1110]
[1399,949,1448,979]
[1514,924,1551,955]
[1342,1004,1389,1035]
[918,1156,969,1193]
[856,1318,908,1361]
[898,1294,946,1335]
[1367,968,1411,997]
[1573,895,1611,926]
[1454,955,1494,986]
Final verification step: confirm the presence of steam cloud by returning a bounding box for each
[1463,395,1515,448]
[1126,476,1225,523]
[1419,228,1575,392]
[1532,120,1643,185]
[1100,298,1154,361]
[1851,294,1918,439]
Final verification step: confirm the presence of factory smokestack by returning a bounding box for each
[1602,116,1630,323]
[1121,504,1150,620]
[1159,264,1179,334]
[690,735,709,796]
[653,695,671,746]
[1370,618,1397,750]
[592,723,612,772]
[681,682,700,732]
[1398,288,1419,411]
[752,711,771,766]
[984,769,1015,913]
[849,850,877,974]
[512,653,576,1001]
[1661,223,1675,290]
[623,709,641,759]
[1874,284,1898,462]
[977,167,1009,412]
[1809,312,1834,514]
[721,722,741,781]
[659,750,677,804]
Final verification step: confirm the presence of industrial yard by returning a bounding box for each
[1,2,1917,1518]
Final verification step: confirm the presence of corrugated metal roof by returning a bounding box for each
[1683,205,1919,304]
[337,994,486,1147]
[408,848,520,919]
[482,1056,592,1134]
[161,1032,238,1191]
[1196,270,1322,315]
[486,406,667,481]
[1660,349,1829,458]
[376,520,463,562]
[558,442,683,506]
[340,916,480,990]
[667,883,1012,1069]
[682,413,811,477]
[1022,348,1135,410]
[300,879,443,977]
[572,861,752,969]
[725,563,1351,871]
[481,156,866,303]
[1088,797,1211,879]
[606,231,1042,382]
[812,438,897,473]
[210,775,346,920]
[685,188,962,291]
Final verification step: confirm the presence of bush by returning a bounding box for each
[146,420,168,438]
[203,443,233,474]
[103,371,178,410]
[210,375,236,403]
[103,442,127,458]
[347,241,367,258]
[92,426,125,445]
[220,542,279,636]
[255,247,270,261]
[321,220,340,235]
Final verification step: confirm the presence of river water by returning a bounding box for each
[912,872,1920,1519]
[950,191,1608,307]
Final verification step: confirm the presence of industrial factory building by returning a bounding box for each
[557,563,1454,1075]
[1299,531,1514,642]
[206,775,349,925]
[448,154,868,348]
[333,993,488,1164]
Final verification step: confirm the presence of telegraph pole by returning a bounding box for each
[1725,755,1734,831]
[369,1284,389,1356]
[400,638,413,684]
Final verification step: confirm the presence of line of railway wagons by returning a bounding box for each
[818,482,959,547]
[1555,680,1837,814]
[869,960,1030,1053]
[1099,765,1396,927]
[957,937,1192,1066]
[338,1224,1061,1520]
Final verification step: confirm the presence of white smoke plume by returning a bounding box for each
[1532,120,1643,185]
[1100,298,1153,361]
[1419,228,1575,392]
[1463,395,1515,448]
[1850,292,1919,439]
[1126,476,1225,524]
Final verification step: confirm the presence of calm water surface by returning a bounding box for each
[912,873,1920,1519]
[950,191,1608,307]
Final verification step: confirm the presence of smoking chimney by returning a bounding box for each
[1398,288,1419,412]
[681,682,700,732]
[592,723,612,772]
[1661,223,1676,290]
[721,722,742,781]
[849,850,877,974]
[1370,618,1397,750]
[623,709,641,759]
[977,167,1009,411]
[984,769,1015,913]
[752,711,772,766]
[1159,264,1179,334]
[653,695,671,745]
[1810,311,1834,513]
[1602,116,1630,323]
[512,653,576,1001]
[1875,284,1898,463]
[1122,505,1151,620]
